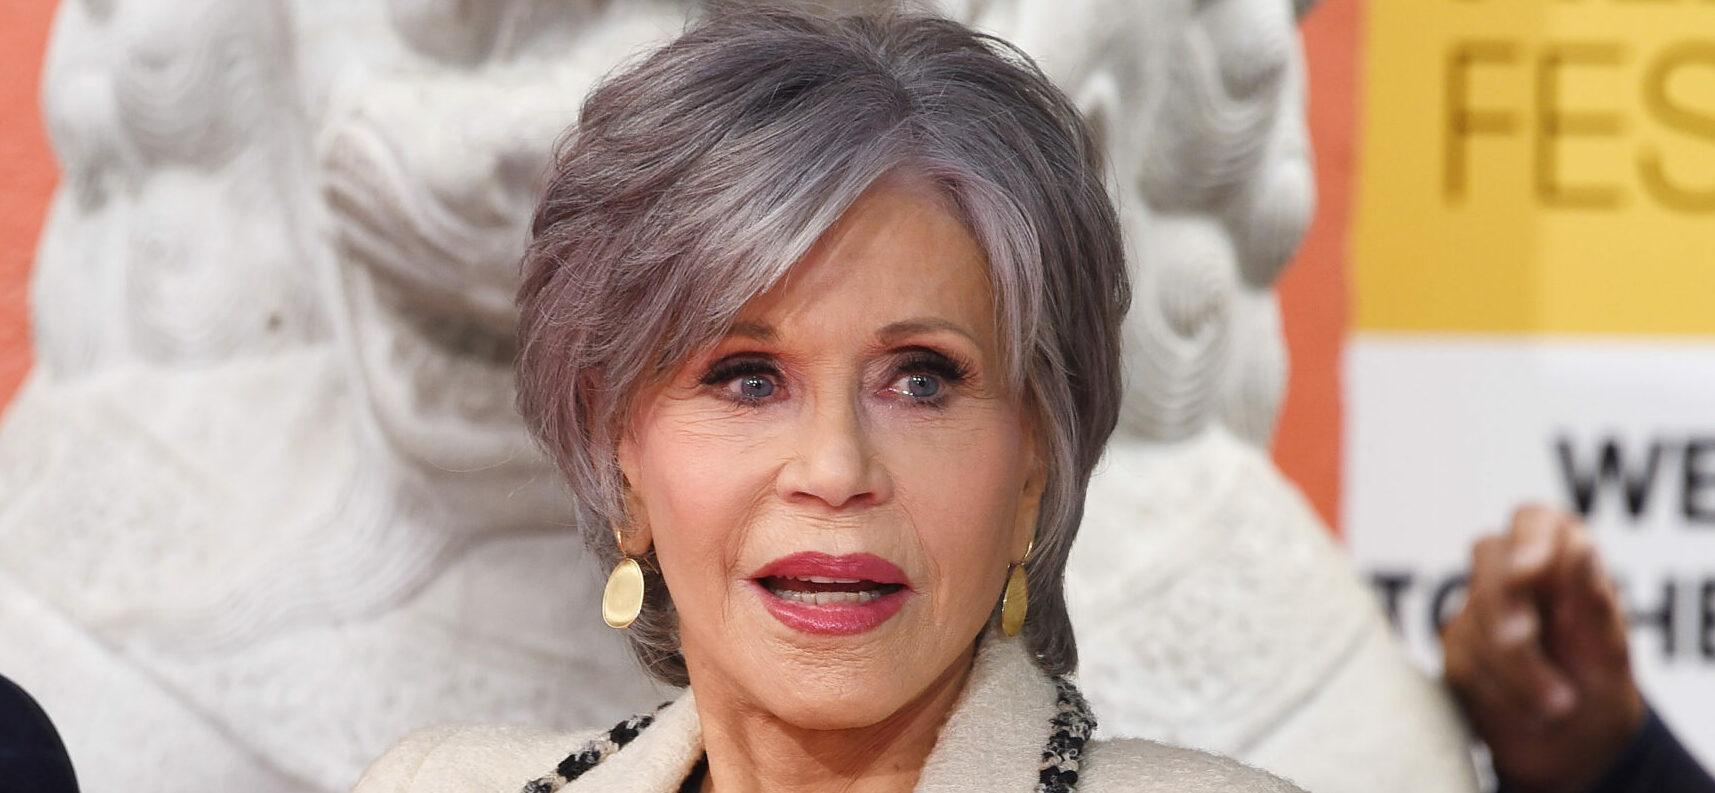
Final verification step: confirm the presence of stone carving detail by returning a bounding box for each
[959,2,1480,792]
[0,2,680,791]
[0,2,1476,792]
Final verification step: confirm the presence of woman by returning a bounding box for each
[357,5,1302,792]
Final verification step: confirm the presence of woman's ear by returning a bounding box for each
[1011,453,1046,563]
[614,434,653,556]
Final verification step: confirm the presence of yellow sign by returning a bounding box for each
[1354,0,1715,336]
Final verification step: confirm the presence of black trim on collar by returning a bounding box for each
[521,678,1097,793]
[521,703,670,793]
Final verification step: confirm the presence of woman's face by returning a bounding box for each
[618,176,1043,729]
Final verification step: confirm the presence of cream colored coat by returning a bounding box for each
[352,634,1306,793]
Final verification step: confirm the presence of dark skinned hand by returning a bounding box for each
[1442,504,1647,793]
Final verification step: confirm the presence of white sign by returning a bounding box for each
[1345,335,1715,766]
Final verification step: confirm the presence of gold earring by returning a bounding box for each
[602,525,645,630]
[1001,539,1032,637]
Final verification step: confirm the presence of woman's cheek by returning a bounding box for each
[880,410,1025,609]
[645,399,780,507]
[638,405,782,597]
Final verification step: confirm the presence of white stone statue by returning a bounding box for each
[0,1,679,790]
[950,2,1481,792]
[0,1,1476,792]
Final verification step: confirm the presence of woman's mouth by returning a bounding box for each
[748,552,913,635]
[759,576,906,605]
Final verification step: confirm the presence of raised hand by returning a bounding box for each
[1442,505,1646,793]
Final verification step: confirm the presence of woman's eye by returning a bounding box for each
[733,375,776,401]
[698,356,782,404]
[890,373,942,400]
[884,348,970,405]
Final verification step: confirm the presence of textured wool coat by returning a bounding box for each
[353,632,1306,793]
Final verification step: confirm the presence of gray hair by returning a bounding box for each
[515,2,1129,686]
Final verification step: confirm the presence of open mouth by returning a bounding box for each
[758,576,908,605]
[748,552,914,635]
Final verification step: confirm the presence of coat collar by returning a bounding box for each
[556,630,1066,793]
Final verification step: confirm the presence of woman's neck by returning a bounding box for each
[688,643,976,793]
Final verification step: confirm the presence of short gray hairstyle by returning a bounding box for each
[516,2,1129,686]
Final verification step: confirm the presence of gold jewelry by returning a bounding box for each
[1001,539,1032,637]
[602,526,645,630]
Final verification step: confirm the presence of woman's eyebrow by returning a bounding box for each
[725,320,777,342]
[875,318,978,346]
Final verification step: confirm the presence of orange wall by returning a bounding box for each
[0,0,56,410]
[1274,0,1359,533]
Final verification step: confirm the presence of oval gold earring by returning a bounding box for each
[602,526,645,630]
[1001,539,1032,637]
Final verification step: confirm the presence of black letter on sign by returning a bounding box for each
[1431,573,1470,639]
[1557,435,1663,520]
[1628,579,1678,660]
[1370,572,1414,629]
[1684,437,1715,525]
[1701,579,1715,661]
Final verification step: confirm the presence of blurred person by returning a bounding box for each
[1443,505,1715,793]
[0,676,78,793]
[355,6,1301,792]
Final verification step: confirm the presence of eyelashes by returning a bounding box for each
[696,347,974,407]
[894,347,971,387]
[699,356,777,388]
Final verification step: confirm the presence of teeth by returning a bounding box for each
[766,587,884,605]
[792,576,862,584]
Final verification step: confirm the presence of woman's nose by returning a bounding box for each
[776,394,892,510]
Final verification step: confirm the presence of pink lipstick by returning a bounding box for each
[748,552,913,636]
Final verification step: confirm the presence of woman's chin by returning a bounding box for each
[748,675,912,731]
[735,634,967,732]
[682,585,973,730]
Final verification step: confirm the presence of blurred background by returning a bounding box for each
[0,0,1710,791]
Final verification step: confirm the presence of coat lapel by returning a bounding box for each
[558,630,1056,793]
[564,691,703,793]
[913,633,1058,792]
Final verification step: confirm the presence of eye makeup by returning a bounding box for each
[698,354,778,387]
[694,345,979,408]
[698,353,783,404]
[891,346,972,387]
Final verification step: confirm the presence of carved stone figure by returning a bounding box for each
[0,2,676,790]
[953,2,1480,792]
[0,2,1476,792]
